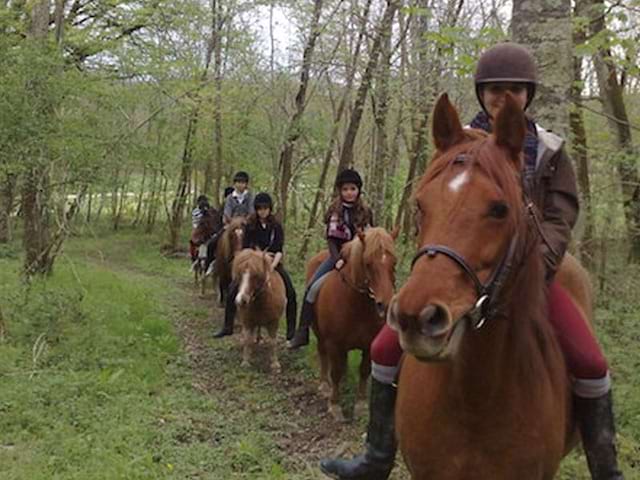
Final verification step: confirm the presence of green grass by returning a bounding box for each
[0,224,638,479]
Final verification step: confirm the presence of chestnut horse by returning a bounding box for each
[191,208,222,295]
[214,217,246,306]
[232,249,286,373]
[308,227,397,422]
[387,94,590,479]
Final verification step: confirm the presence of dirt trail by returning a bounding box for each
[166,271,408,478]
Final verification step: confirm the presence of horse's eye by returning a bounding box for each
[488,202,509,219]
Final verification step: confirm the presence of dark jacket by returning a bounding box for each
[530,126,579,279]
[243,220,284,255]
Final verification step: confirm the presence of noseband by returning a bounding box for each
[411,237,518,329]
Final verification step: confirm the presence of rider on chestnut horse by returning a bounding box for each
[320,43,623,480]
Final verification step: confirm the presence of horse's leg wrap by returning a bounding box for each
[320,378,397,480]
[575,390,624,480]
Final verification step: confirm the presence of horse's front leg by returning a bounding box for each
[241,319,252,368]
[354,349,371,420]
[317,337,331,397]
[328,348,347,423]
[267,322,281,374]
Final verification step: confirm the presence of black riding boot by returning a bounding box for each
[213,283,238,338]
[575,391,624,480]
[320,379,397,480]
[287,300,313,349]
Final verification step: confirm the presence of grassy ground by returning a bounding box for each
[0,226,638,479]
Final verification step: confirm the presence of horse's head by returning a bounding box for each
[192,209,221,245]
[343,227,398,318]
[232,249,271,306]
[224,217,246,257]
[387,93,528,361]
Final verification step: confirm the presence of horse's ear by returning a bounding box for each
[494,93,526,162]
[432,93,465,153]
[390,225,400,241]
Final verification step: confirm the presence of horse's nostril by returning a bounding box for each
[419,304,450,336]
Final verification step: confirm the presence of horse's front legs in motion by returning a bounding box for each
[241,325,256,368]
[317,338,331,397]
[328,346,347,422]
[267,324,281,374]
[354,349,371,420]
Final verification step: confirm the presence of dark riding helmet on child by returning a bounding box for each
[474,43,537,113]
[196,194,210,210]
[335,168,363,190]
[233,171,250,183]
[254,192,273,210]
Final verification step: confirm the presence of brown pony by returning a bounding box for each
[308,227,397,422]
[387,94,590,479]
[214,217,246,305]
[191,208,222,295]
[232,249,286,373]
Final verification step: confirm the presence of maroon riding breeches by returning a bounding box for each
[371,281,608,380]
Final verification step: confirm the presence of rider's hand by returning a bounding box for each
[335,259,345,270]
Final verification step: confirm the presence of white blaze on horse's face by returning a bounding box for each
[236,271,251,306]
[448,170,469,193]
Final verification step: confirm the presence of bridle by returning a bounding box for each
[339,267,376,301]
[411,236,518,330]
[410,196,542,330]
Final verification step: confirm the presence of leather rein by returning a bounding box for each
[410,195,543,330]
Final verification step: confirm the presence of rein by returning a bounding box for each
[410,193,543,330]
[339,267,375,301]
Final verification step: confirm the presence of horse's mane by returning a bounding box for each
[417,132,565,404]
[232,249,268,280]
[220,217,246,259]
[342,227,396,288]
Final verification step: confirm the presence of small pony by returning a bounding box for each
[388,93,591,479]
[232,249,286,373]
[308,227,397,422]
[214,217,246,306]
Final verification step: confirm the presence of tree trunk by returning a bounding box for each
[336,0,400,176]
[583,0,640,260]
[165,5,218,252]
[203,0,226,204]
[276,0,324,223]
[299,0,373,259]
[570,1,595,270]
[133,164,147,227]
[511,0,572,138]
[0,174,16,243]
[23,0,52,276]
[370,19,393,218]
[167,111,199,251]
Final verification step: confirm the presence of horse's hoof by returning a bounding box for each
[318,382,331,398]
[329,405,346,423]
[353,400,367,419]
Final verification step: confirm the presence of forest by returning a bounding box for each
[0,0,639,479]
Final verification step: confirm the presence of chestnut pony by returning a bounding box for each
[214,217,246,305]
[387,94,591,479]
[308,227,397,422]
[232,249,286,373]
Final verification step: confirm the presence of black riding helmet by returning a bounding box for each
[335,168,363,190]
[233,171,250,183]
[474,43,537,114]
[196,194,210,209]
[254,192,273,210]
